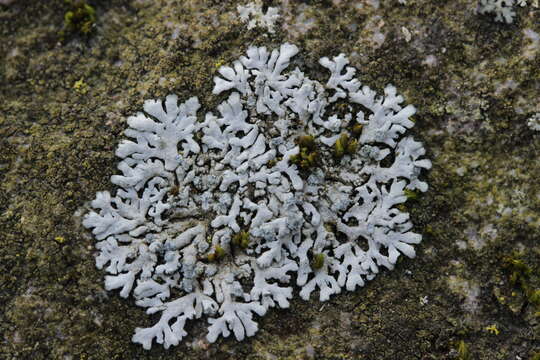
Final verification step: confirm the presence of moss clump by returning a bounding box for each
[334,132,358,159]
[404,189,420,201]
[232,231,250,249]
[73,78,89,94]
[290,135,318,171]
[311,253,325,270]
[60,0,96,41]
[456,340,470,360]
[351,123,363,137]
[503,255,540,308]
[206,245,226,262]
[324,222,337,234]
[485,324,500,335]
[530,289,540,306]
[506,257,532,285]
[54,236,66,244]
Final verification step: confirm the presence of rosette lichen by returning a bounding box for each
[83,43,431,349]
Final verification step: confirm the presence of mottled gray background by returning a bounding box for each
[0,0,539,359]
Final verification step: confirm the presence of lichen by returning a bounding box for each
[83,43,431,349]
[237,1,280,34]
[527,113,540,131]
[477,0,535,23]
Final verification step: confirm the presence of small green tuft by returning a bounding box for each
[297,135,315,149]
[351,123,363,137]
[267,159,277,168]
[404,189,420,200]
[73,78,89,94]
[503,255,538,304]
[334,133,348,158]
[324,222,337,234]
[290,135,319,172]
[334,133,358,159]
[214,245,225,258]
[485,324,500,335]
[207,245,226,262]
[54,236,66,244]
[456,340,470,360]
[346,138,358,154]
[530,289,540,305]
[502,254,540,313]
[500,254,540,321]
[312,253,325,270]
[232,231,250,249]
[504,257,532,283]
[60,0,97,41]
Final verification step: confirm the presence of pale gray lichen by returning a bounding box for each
[523,28,540,60]
[477,0,533,23]
[237,1,280,34]
[83,43,431,349]
[527,113,540,131]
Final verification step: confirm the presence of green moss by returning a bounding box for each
[232,231,250,249]
[290,135,319,172]
[311,253,325,270]
[207,245,226,262]
[60,0,96,41]
[505,257,532,284]
[530,289,540,306]
[404,189,420,201]
[54,236,66,244]
[503,255,540,310]
[214,245,225,258]
[351,123,363,138]
[267,158,277,168]
[334,133,358,159]
[73,78,89,94]
[456,340,470,360]
[485,324,500,335]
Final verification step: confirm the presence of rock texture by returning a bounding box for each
[0,0,538,359]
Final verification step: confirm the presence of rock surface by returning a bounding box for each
[0,0,538,359]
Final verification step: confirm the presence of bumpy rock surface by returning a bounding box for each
[83,42,430,349]
[0,1,538,359]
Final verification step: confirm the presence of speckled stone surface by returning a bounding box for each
[0,1,538,359]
